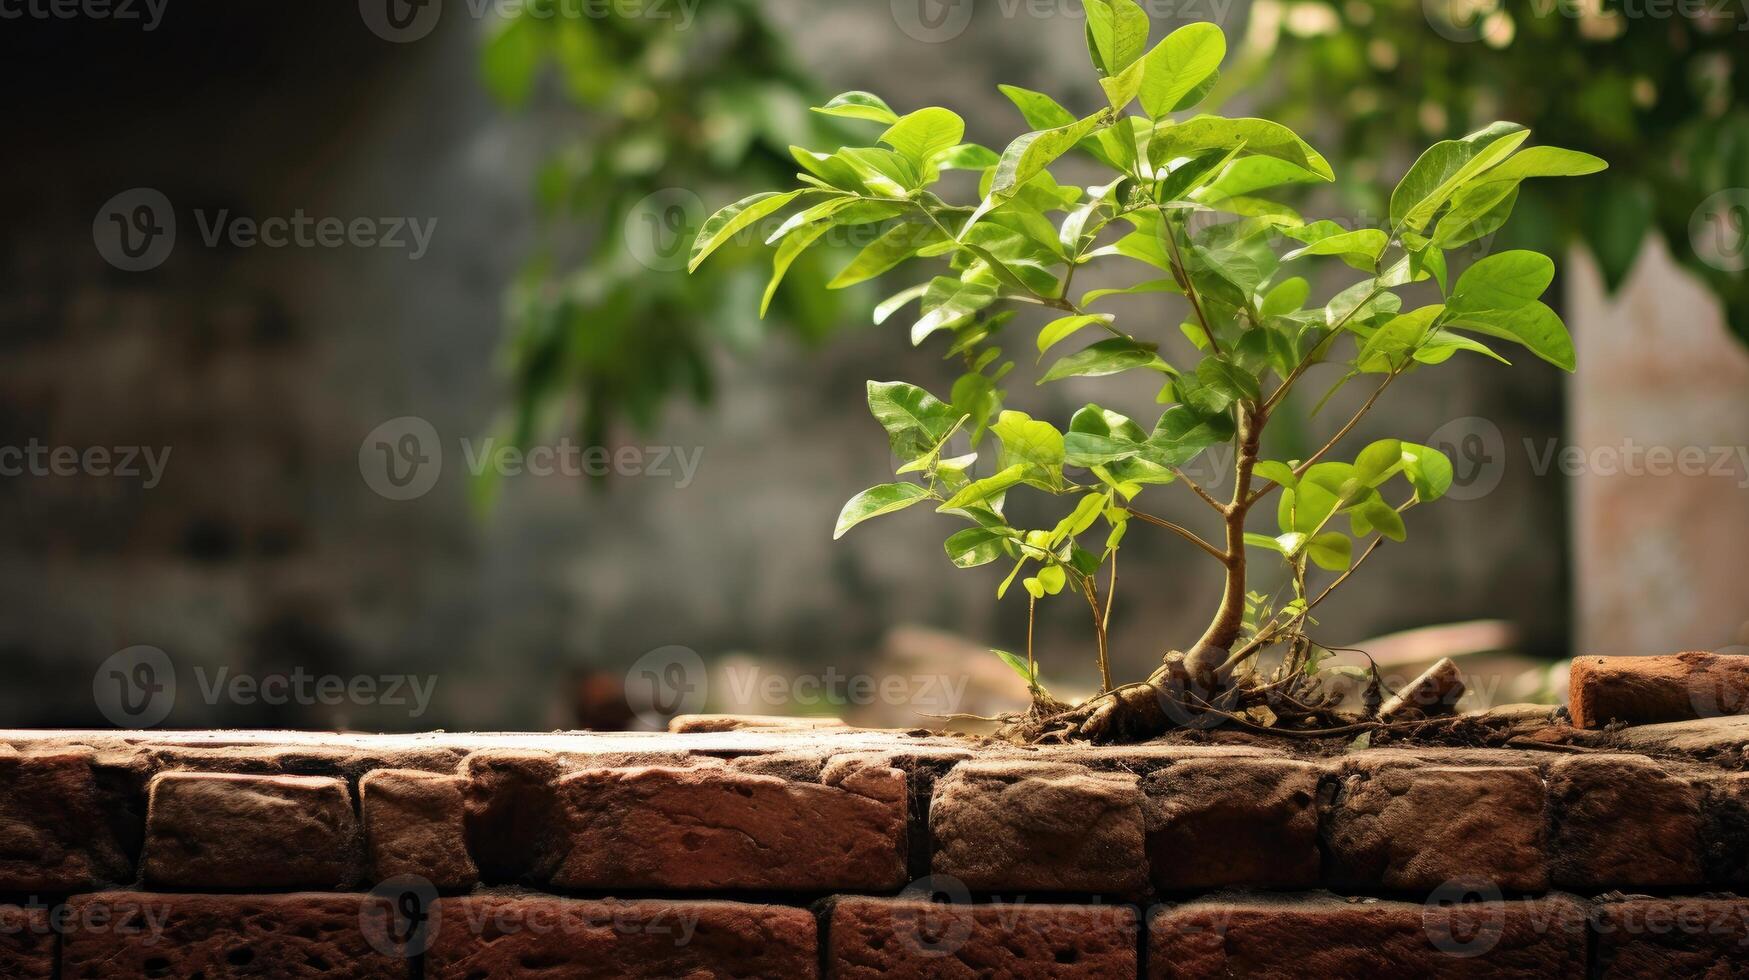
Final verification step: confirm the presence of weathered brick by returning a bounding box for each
[931,761,1145,894]
[548,757,906,891]
[0,749,136,891]
[60,892,407,979]
[0,905,53,979]
[1324,760,1549,892]
[1548,754,1703,889]
[1143,757,1319,890]
[142,772,358,889]
[360,769,476,890]
[831,896,1137,979]
[460,750,563,884]
[1570,651,1749,729]
[1150,894,1587,978]
[1589,897,1749,977]
[425,895,816,979]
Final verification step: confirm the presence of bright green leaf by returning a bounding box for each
[834,483,929,538]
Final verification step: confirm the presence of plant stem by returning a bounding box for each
[1172,468,1226,513]
[1182,403,1262,683]
[1248,367,1403,507]
[1083,575,1113,693]
[1125,508,1228,563]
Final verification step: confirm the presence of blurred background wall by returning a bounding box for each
[0,0,1740,731]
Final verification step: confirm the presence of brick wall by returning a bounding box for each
[2,726,1748,977]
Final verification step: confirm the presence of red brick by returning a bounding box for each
[1150,894,1586,978]
[143,772,358,889]
[931,761,1146,894]
[547,759,906,891]
[459,751,563,884]
[360,769,476,890]
[60,892,407,979]
[1548,754,1703,889]
[1570,651,1749,729]
[0,905,53,979]
[1143,757,1319,890]
[0,749,136,891]
[1590,897,1749,977]
[425,895,816,979]
[831,896,1137,978]
[1324,760,1549,892]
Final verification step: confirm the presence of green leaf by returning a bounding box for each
[1400,442,1454,501]
[881,107,967,169]
[984,112,1112,208]
[1146,404,1234,468]
[1389,122,1528,234]
[991,648,1038,687]
[830,221,946,289]
[1082,279,1181,306]
[1356,304,1444,372]
[1037,314,1114,356]
[1449,250,1554,313]
[838,147,918,196]
[1036,563,1068,594]
[1195,355,1261,404]
[813,91,900,125]
[689,190,804,272]
[911,277,999,345]
[1149,116,1333,181]
[1040,338,1167,383]
[1353,439,1404,487]
[1082,0,1150,74]
[1280,480,1340,535]
[1260,277,1309,317]
[997,84,1078,130]
[1139,22,1226,118]
[762,220,834,317]
[834,483,929,538]
[1414,330,1511,366]
[874,283,930,325]
[939,463,1030,512]
[1307,532,1352,571]
[938,144,1001,171]
[867,380,959,459]
[1051,492,1109,544]
[945,527,1010,568]
[992,410,1066,487]
[1253,460,1298,489]
[1446,302,1575,372]
[1243,532,1289,554]
[1282,226,1388,268]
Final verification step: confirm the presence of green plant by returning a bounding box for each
[1246,0,1749,341]
[690,9,1604,741]
[480,0,852,477]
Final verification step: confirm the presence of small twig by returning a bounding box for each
[1126,508,1228,563]
[1173,469,1227,513]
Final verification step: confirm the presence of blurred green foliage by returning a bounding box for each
[1244,0,1749,340]
[479,0,856,462]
